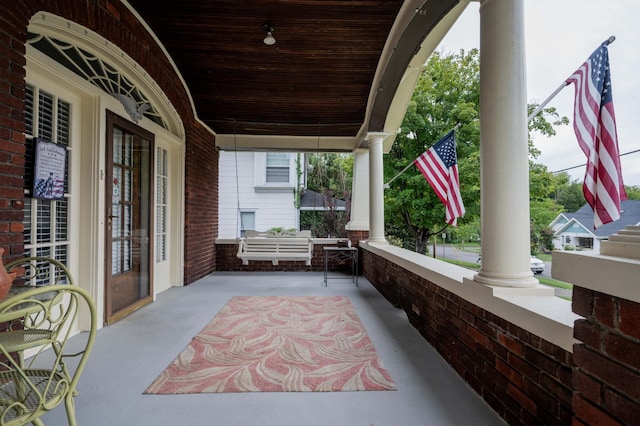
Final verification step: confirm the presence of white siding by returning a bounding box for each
[218,151,298,238]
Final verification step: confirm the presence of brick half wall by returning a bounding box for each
[362,249,574,425]
[572,286,640,425]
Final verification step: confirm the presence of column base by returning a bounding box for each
[366,237,388,245]
[473,270,540,288]
[345,221,369,231]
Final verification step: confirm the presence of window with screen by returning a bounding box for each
[239,211,255,237]
[266,153,290,183]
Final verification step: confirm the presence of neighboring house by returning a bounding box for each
[218,151,303,238]
[550,200,640,252]
[299,189,347,212]
[218,152,349,239]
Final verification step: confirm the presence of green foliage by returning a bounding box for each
[527,104,569,159]
[625,185,640,200]
[303,153,352,237]
[267,227,297,235]
[552,173,585,212]
[384,49,481,254]
[450,218,480,249]
[307,153,353,196]
[383,49,571,254]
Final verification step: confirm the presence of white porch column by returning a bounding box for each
[366,133,388,244]
[473,0,538,287]
[345,148,370,231]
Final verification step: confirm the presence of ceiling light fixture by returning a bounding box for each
[262,23,276,45]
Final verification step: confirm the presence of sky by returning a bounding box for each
[435,0,640,187]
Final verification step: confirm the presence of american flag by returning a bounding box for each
[414,130,465,226]
[566,41,626,229]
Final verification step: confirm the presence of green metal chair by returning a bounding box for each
[0,284,97,426]
[4,257,74,289]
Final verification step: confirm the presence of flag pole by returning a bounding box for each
[384,161,414,189]
[527,36,616,123]
[527,82,568,123]
[384,123,462,188]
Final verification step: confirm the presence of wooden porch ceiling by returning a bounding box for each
[126,0,462,150]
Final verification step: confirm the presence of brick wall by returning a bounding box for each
[2,1,219,283]
[572,286,640,425]
[184,124,218,284]
[362,249,574,425]
[0,3,29,262]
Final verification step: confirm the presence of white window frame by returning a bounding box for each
[238,210,256,237]
[254,152,295,192]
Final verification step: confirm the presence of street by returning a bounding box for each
[434,244,553,279]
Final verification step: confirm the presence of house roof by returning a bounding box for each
[553,200,640,238]
[299,190,346,211]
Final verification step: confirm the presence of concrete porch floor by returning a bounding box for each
[42,272,505,426]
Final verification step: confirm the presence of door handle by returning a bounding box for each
[107,214,119,230]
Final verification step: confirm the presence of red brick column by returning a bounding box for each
[572,286,640,425]
[347,230,368,247]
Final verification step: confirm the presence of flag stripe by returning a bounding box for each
[413,130,465,226]
[566,42,626,229]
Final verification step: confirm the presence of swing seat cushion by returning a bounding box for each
[237,233,314,266]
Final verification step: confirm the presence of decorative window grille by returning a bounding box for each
[266,153,290,183]
[23,84,71,285]
[27,31,166,129]
[156,147,168,262]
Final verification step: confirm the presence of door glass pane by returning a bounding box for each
[108,120,152,317]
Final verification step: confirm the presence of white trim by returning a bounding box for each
[253,152,295,192]
[554,251,640,304]
[29,12,184,139]
[26,15,187,324]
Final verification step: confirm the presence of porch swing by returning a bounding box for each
[233,129,314,266]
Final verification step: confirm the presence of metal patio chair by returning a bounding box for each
[0,284,97,426]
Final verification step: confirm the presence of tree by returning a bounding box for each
[384,49,481,254]
[301,153,353,237]
[307,153,352,196]
[552,173,585,213]
[384,48,569,255]
[626,185,640,200]
[527,104,569,159]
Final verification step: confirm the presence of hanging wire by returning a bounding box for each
[233,120,243,238]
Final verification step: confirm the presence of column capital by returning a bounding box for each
[365,132,392,143]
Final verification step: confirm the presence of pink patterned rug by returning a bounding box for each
[144,296,396,393]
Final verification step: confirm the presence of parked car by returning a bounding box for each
[530,256,545,274]
[477,255,546,274]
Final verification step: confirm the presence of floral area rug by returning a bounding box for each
[144,296,396,393]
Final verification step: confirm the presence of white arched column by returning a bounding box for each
[366,133,388,244]
[346,148,370,232]
[472,0,539,288]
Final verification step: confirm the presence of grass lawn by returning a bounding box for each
[536,253,552,262]
[437,257,573,295]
